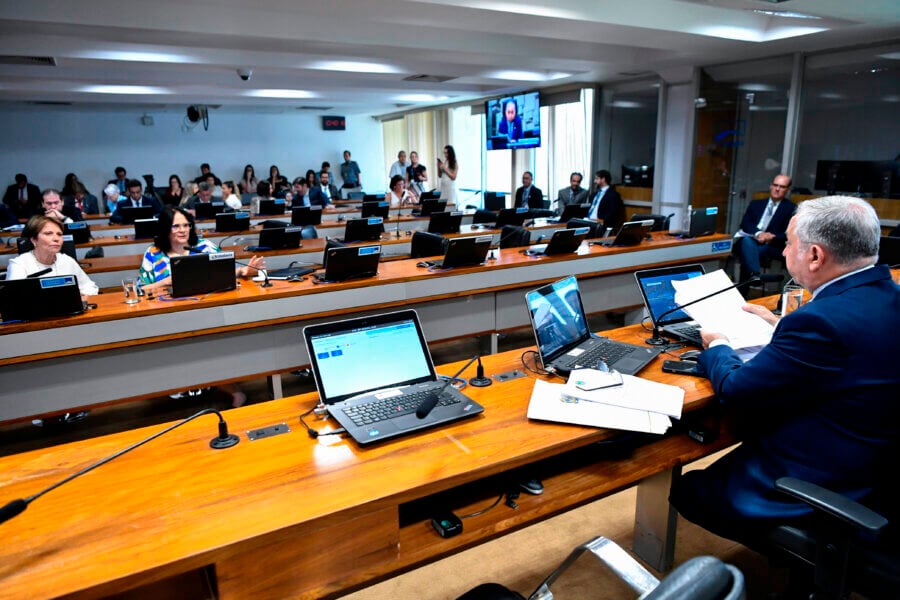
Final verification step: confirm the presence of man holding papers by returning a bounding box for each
[670,196,900,552]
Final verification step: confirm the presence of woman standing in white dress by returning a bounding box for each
[437,145,458,204]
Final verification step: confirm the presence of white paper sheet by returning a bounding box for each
[565,369,684,418]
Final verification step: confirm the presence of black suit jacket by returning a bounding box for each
[3,183,41,218]
[515,185,544,209]
[589,186,624,229]
[109,196,164,223]
[738,198,795,247]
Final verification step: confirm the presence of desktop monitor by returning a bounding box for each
[120,206,155,225]
[362,193,386,203]
[170,252,236,298]
[133,218,158,240]
[420,190,441,201]
[485,90,541,151]
[418,199,447,216]
[194,201,225,220]
[257,226,303,250]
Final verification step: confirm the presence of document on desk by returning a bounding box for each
[671,269,774,351]
[527,378,679,435]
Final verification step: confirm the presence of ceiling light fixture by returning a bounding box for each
[246,89,315,99]
[74,50,194,63]
[487,70,571,81]
[78,85,169,94]
[394,94,449,102]
[310,61,400,74]
[750,9,822,20]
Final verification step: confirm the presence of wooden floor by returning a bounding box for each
[0,314,785,599]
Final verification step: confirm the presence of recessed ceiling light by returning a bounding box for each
[818,92,844,100]
[78,85,169,94]
[246,89,315,99]
[74,50,194,63]
[750,9,822,20]
[695,24,826,42]
[611,100,643,109]
[310,61,400,74]
[394,94,449,102]
[486,70,571,81]
[737,83,778,92]
[878,52,900,60]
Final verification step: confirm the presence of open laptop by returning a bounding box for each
[250,226,303,250]
[633,263,707,346]
[303,309,484,445]
[170,251,237,298]
[599,219,655,247]
[420,235,492,269]
[0,275,85,321]
[427,211,464,235]
[342,217,384,243]
[120,205,155,225]
[133,218,158,240]
[315,244,381,282]
[483,191,506,211]
[495,207,530,228]
[63,221,91,244]
[419,190,441,201]
[257,198,286,216]
[194,201,225,220]
[685,206,718,238]
[525,227,588,256]
[418,199,447,216]
[552,203,591,223]
[291,205,323,226]
[362,193,386,203]
[216,211,250,232]
[361,201,391,219]
[526,276,660,376]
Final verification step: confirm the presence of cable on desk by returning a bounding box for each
[436,374,467,390]
[459,493,505,519]
[298,405,346,440]
[519,349,563,379]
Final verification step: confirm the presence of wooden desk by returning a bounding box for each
[0,332,735,600]
[0,234,732,423]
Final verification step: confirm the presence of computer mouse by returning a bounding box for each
[416,261,430,268]
[679,350,702,361]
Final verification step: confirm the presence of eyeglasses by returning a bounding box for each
[171,224,191,231]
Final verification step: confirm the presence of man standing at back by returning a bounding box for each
[556,172,587,216]
[732,174,795,284]
[670,196,900,553]
[515,172,543,209]
[389,150,410,179]
[340,150,362,194]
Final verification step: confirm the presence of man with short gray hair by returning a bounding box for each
[670,195,899,554]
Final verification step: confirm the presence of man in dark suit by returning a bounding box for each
[670,196,900,553]
[497,98,523,141]
[109,179,163,223]
[40,188,83,223]
[310,171,339,207]
[586,170,624,229]
[3,173,42,218]
[732,174,795,284]
[556,172,587,216]
[515,171,543,209]
[64,183,100,215]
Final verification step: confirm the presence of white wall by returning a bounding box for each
[0,107,384,195]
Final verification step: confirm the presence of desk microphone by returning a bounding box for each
[468,356,492,387]
[646,273,784,346]
[184,245,271,287]
[26,268,52,278]
[0,408,238,525]
[416,355,480,419]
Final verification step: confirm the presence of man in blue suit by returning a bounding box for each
[109,179,163,223]
[670,196,900,552]
[732,174,795,285]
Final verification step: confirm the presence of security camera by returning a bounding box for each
[237,68,252,81]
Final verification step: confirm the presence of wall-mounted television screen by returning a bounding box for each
[485,91,541,151]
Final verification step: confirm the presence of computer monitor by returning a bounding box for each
[495,207,529,228]
[558,203,590,222]
[257,198,286,215]
[133,218,158,240]
[427,211,464,235]
[291,206,323,226]
[63,221,91,244]
[169,251,236,298]
[483,192,507,211]
[420,190,441,201]
[362,193,386,203]
[688,206,718,238]
[194,201,225,220]
[257,226,303,250]
[120,206,155,225]
[342,217,384,243]
[417,199,447,216]
[215,212,250,232]
[437,235,492,269]
[361,201,391,219]
[319,244,381,282]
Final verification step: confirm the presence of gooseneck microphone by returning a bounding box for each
[26,268,52,278]
[0,408,238,525]
[646,273,784,346]
[184,245,271,287]
[416,355,480,419]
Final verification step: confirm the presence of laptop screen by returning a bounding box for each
[306,311,435,404]
[634,264,706,325]
[526,275,590,362]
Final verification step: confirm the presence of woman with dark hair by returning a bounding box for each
[251,180,273,215]
[267,165,289,197]
[239,164,258,195]
[305,169,318,188]
[387,174,413,207]
[161,174,187,207]
[437,145,458,203]
[222,180,242,210]
[7,215,99,296]
[61,173,86,197]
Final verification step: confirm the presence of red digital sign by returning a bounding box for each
[322,116,346,131]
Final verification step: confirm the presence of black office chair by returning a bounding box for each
[300,224,318,239]
[630,213,673,232]
[473,209,498,226]
[765,476,899,599]
[410,231,448,258]
[457,536,744,600]
[499,225,531,249]
[566,218,604,239]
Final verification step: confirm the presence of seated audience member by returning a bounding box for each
[183,181,215,212]
[239,164,258,195]
[318,161,331,182]
[161,174,187,207]
[109,179,164,223]
[108,166,128,194]
[340,150,362,192]
[732,174,795,285]
[65,182,99,215]
[61,173,83,198]
[0,202,16,227]
[287,177,311,208]
[6,215,99,296]
[203,172,222,198]
[515,171,543,209]
[40,188,83,223]
[102,183,124,215]
[3,173,42,218]
[586,170,624,229]
[498,98,523,141]
[305,169,318,188]
[669,196,900,554]
[221,180,242,210]
[312,171,339,207]
[556,172,587,216]
[406,151,427,199]
[267,165,290,197]
[251,181,275,215]
[193,163,222,186]
[387,174,413,207]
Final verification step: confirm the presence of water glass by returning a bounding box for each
[122,278,140,305]
[781,284,805,316]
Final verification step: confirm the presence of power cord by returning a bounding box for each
[519,349,564,379]
[298,405,346,439]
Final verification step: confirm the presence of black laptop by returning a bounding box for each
[600,219,655,247]
[685,206,718,238]
[484,192,507,211]
[421,235,492,269]
[525,227,589,256]
[254,226,303,250]
[419,190,441,201]
[342,217,384,243]
[0,275,85,321]
[170,251,237,298]
[291,206,323,226]
[495,207,530,228]
[316,244,381,282]
[415,199,447,217]
[216,211,250,233]
[63,221,91,244]
[258,198,286,216]
[525,276,660,376]
[633,263,707,346]
[362,193,386,203]
[427,211,464,235]
[302,309,484,445]
[194,201,225,220]
[879,235,900,267]
[555,203,591,223]
[361,201,391,219]
[120,206,155,225]
[133,218,158,240]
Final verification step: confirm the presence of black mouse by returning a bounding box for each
[680,350,702,361]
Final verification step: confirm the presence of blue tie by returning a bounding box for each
[589,190,603,218]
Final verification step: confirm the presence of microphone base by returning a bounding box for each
[468,375,492,387]
[646,335,671,346]
[210,434,240,449]
[258,281,273,288]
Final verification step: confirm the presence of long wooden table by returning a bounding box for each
[0,328,737,600]
[0,234,732,423]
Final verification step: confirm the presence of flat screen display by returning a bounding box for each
[485,91,541,151]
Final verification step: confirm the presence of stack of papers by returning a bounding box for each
[527,369,684,435]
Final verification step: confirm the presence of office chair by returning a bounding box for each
[765,476,899,600]
[499,225,531,249]
[457,536,745,600]
[566,218,603,239]
[630,213,673,232]
[300,224,318,239]
[410,231,448,258]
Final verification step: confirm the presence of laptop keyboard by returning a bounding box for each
[559,339,632,370]
[341,389,460,426]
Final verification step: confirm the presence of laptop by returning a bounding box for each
[133,218,158,240]
[685,206,718,238]
[216,211,250,232]
[525,227,588,256]
[414,199,447,217]
[0,275,85,321]
[600,219,655,247]
[63,221,91,244]
[421,235,492,269]
[361,201,391,219]
[495,207,530,228]
[291,206,323,226]
[302,309,484,445]
[253,226,303,250]
[170,251,237,298]
[553,203,591,223]
[194,201,225,220]
[362,193,386,203]
[342,217,384,243]
[879,235,900,267]
[420,190,441,201]
[634,263,707,346]
[267,265,316,280]
[526,276,660,376]
[427,211,464,235]
[120,205,155,225]
[315,244,381,282]
[257,198,286,216]
[483,192,506,211]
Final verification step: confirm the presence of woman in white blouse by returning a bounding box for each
[387,174,414,207]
